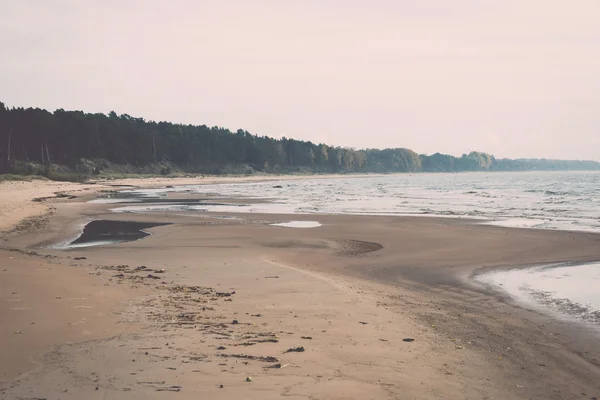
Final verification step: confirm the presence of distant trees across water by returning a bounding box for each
[1,101,599,175]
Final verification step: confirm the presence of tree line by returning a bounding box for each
[1,102,599,176]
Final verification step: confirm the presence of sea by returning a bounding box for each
[96,171,600,328]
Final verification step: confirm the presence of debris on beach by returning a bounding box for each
[250,338,279,344]
[218,353,279,363]
[85,261,312,393]
[359,321,368,325]
[403,338,415,342]
[284,346,305,353]
[73,256,87,260]
[156,385,181,392]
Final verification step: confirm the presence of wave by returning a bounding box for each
[544,190,573,196]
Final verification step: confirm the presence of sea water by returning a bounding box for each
[111,171,600,232]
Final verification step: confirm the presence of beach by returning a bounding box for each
[2,177,600,399]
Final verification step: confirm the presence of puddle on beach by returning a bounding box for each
[270,221,322,228]
[475,262,600,326]
[67,220,169,248]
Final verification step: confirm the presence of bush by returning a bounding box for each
[0,174,47,182]
[160,166,172,175]
[44,169,89,182]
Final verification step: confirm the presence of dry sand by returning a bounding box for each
[1,178,600,399]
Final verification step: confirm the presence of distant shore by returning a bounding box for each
[2,177,600,399]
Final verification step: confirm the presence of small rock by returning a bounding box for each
[301,336,312,340]
[232,320,239,325]
[359,321,368,325]
[217,346,226,350]
[403,338,415,342]
[219,384,224,388]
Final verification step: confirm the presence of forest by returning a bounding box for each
[1,101,599,177]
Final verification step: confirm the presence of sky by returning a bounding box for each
[1,1,599,160]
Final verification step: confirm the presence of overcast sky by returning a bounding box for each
[1,1,599,160]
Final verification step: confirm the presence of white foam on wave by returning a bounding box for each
[270,221,322,228]
[89,198,142,204]
[112,204,193,213]
[481,218,551,229]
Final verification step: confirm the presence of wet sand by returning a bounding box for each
[2,180,600,399]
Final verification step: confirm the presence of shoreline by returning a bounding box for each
[2,177,600,399]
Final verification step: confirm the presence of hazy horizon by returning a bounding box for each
[1,1,599,161]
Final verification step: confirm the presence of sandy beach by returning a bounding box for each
[2,177,600,399]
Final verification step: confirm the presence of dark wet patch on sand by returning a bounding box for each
[70,220,170,248]
[336,240,383,256]
[260,239,383,256]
